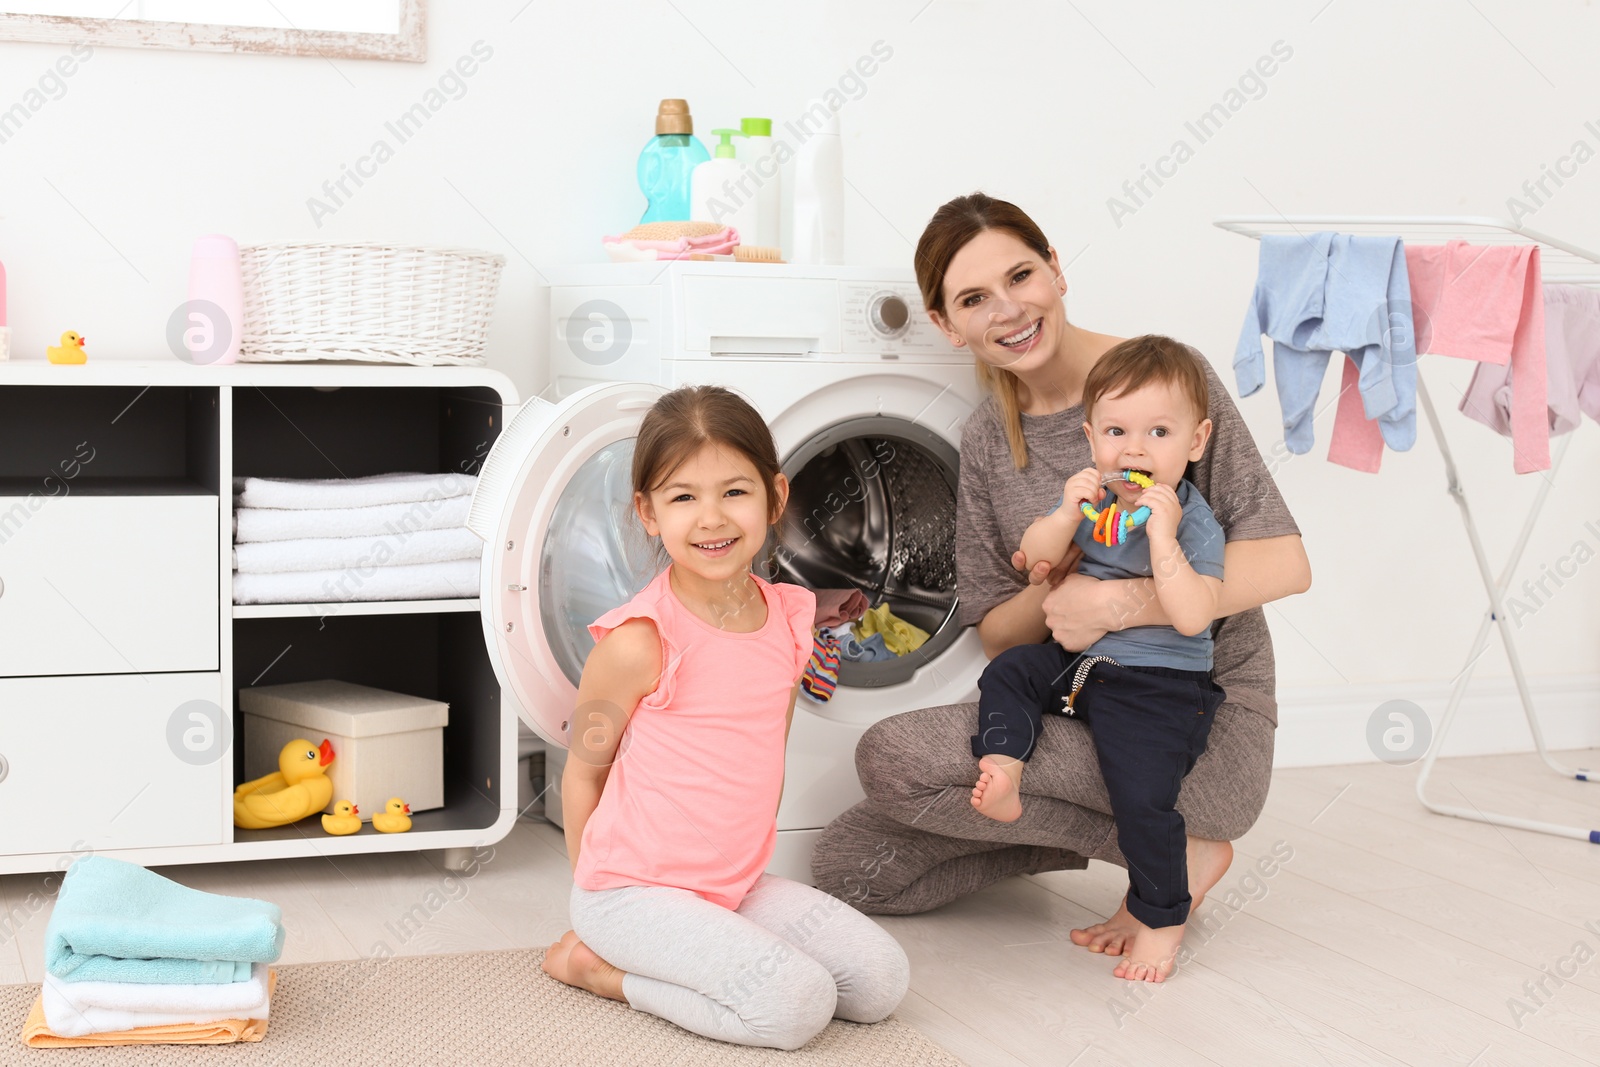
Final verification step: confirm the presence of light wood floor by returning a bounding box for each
[4,749,1598,1066]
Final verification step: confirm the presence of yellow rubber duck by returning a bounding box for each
[233,738,336,830]
[372,797,412,834]
[47,331,87,364]
[321,800,361,836]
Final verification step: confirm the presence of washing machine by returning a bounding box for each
[468,262,988,881]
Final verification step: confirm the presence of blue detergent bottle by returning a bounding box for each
[638,98,709,223]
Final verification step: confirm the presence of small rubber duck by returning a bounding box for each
[233,738,336,830]
[321,800,361,835]
[372,797,412,834]
[47,331,87,364]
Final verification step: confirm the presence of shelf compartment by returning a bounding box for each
[0,385,220,494]
[231,385,501,482]
[231,612,502,838]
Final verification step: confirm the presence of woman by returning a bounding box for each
[811,193,1311,957]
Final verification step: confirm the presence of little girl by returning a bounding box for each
[540,385,910,1050]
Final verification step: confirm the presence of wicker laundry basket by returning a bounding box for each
[238,243,505,365]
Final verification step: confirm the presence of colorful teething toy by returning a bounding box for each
[1080,469,1154,546]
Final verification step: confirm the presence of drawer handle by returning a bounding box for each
[0,753,8,785]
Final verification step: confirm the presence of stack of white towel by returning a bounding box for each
[232,472,483,605]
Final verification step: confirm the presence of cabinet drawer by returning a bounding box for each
[0,495,218,676]
[0,673,226,856]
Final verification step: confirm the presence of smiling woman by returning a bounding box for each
[813,194,1312,976]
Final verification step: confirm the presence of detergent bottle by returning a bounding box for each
[739,117,781,247]
[690,129,760,244]
[791,108,843,264]
[637,99,709,223]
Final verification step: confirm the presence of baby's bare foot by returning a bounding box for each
[1070,896,1140,955]
[542,930,628,1002]
[1071,837,1235,956]
[1113,920,1184,983]
[970,755,1024,822]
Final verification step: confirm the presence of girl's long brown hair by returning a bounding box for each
[914,192,1053,469]
[632,385,784,522]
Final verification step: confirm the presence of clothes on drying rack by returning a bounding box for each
[1235,232,1417,457]
[1238,235,1555,474]
[1459,283,1600,443]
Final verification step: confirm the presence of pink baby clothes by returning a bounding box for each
[1460,284,1600,441]
[1328,242,1549,474]
[812,587,868,628]
[576,568,815,911]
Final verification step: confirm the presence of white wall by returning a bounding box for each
[3,0,1598,755]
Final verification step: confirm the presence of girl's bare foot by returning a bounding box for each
[1069,837,1234,956]
[1113,920,1183,983]
[541,929,628,1002]
[970,755,1024,822]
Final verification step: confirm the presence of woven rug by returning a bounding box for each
[0,948,964,1066]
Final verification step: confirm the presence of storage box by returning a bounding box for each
[240,680,448,822]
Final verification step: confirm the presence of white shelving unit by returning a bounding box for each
[0,361,520,874]
[1218,215,1599,844]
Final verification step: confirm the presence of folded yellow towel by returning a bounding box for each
[22,969,275,1047]
[857,603,930,656]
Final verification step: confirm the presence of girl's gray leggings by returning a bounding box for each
[569,873,910,1050]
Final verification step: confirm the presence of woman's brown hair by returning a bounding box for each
[632,385,784,523]
[914,192,1053,470]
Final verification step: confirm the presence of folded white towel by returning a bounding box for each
[233,472,477,510]
[233,527,481,575]
[232,559,481,605]
[44,963,267,1018]
[42,966,271,1038]
[234,495,473,544]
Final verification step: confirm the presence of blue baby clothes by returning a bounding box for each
[1071,478,1225,671]
[45,856,284,985]
[832,626,893,663]
[800,628,841,701]
[1236,233,1417,456]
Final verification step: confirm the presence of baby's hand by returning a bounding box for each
[1064,467,1104,511]
[1137,482,1182,542]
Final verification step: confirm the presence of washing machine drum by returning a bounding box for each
[770,417,961,687]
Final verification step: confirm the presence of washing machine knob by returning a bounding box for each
[868,292,910,338]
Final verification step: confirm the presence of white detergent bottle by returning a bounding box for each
[690,128,759,246]
[791,109,843,265]
[739,117,781,248]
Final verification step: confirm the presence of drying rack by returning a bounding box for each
[1215,215,1600,844]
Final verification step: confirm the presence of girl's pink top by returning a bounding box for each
[574,568,816,910]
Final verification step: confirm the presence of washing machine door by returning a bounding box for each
[468,381,666,747]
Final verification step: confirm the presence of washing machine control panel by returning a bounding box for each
[841,282,947,358]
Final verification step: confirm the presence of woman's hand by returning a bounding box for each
[1042,572,1112,652]
[1011,538,1085,587]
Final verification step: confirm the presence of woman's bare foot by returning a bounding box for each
[1069,837,1234,956]
[970,755,1024,822]
[541,929,628,1002]
[1113,920,1183,983]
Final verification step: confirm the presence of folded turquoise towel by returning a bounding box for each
[45,856,285,985]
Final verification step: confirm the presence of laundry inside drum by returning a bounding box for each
[769,420,960,688]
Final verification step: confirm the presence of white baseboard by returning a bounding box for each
[1272,674,1600,768]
